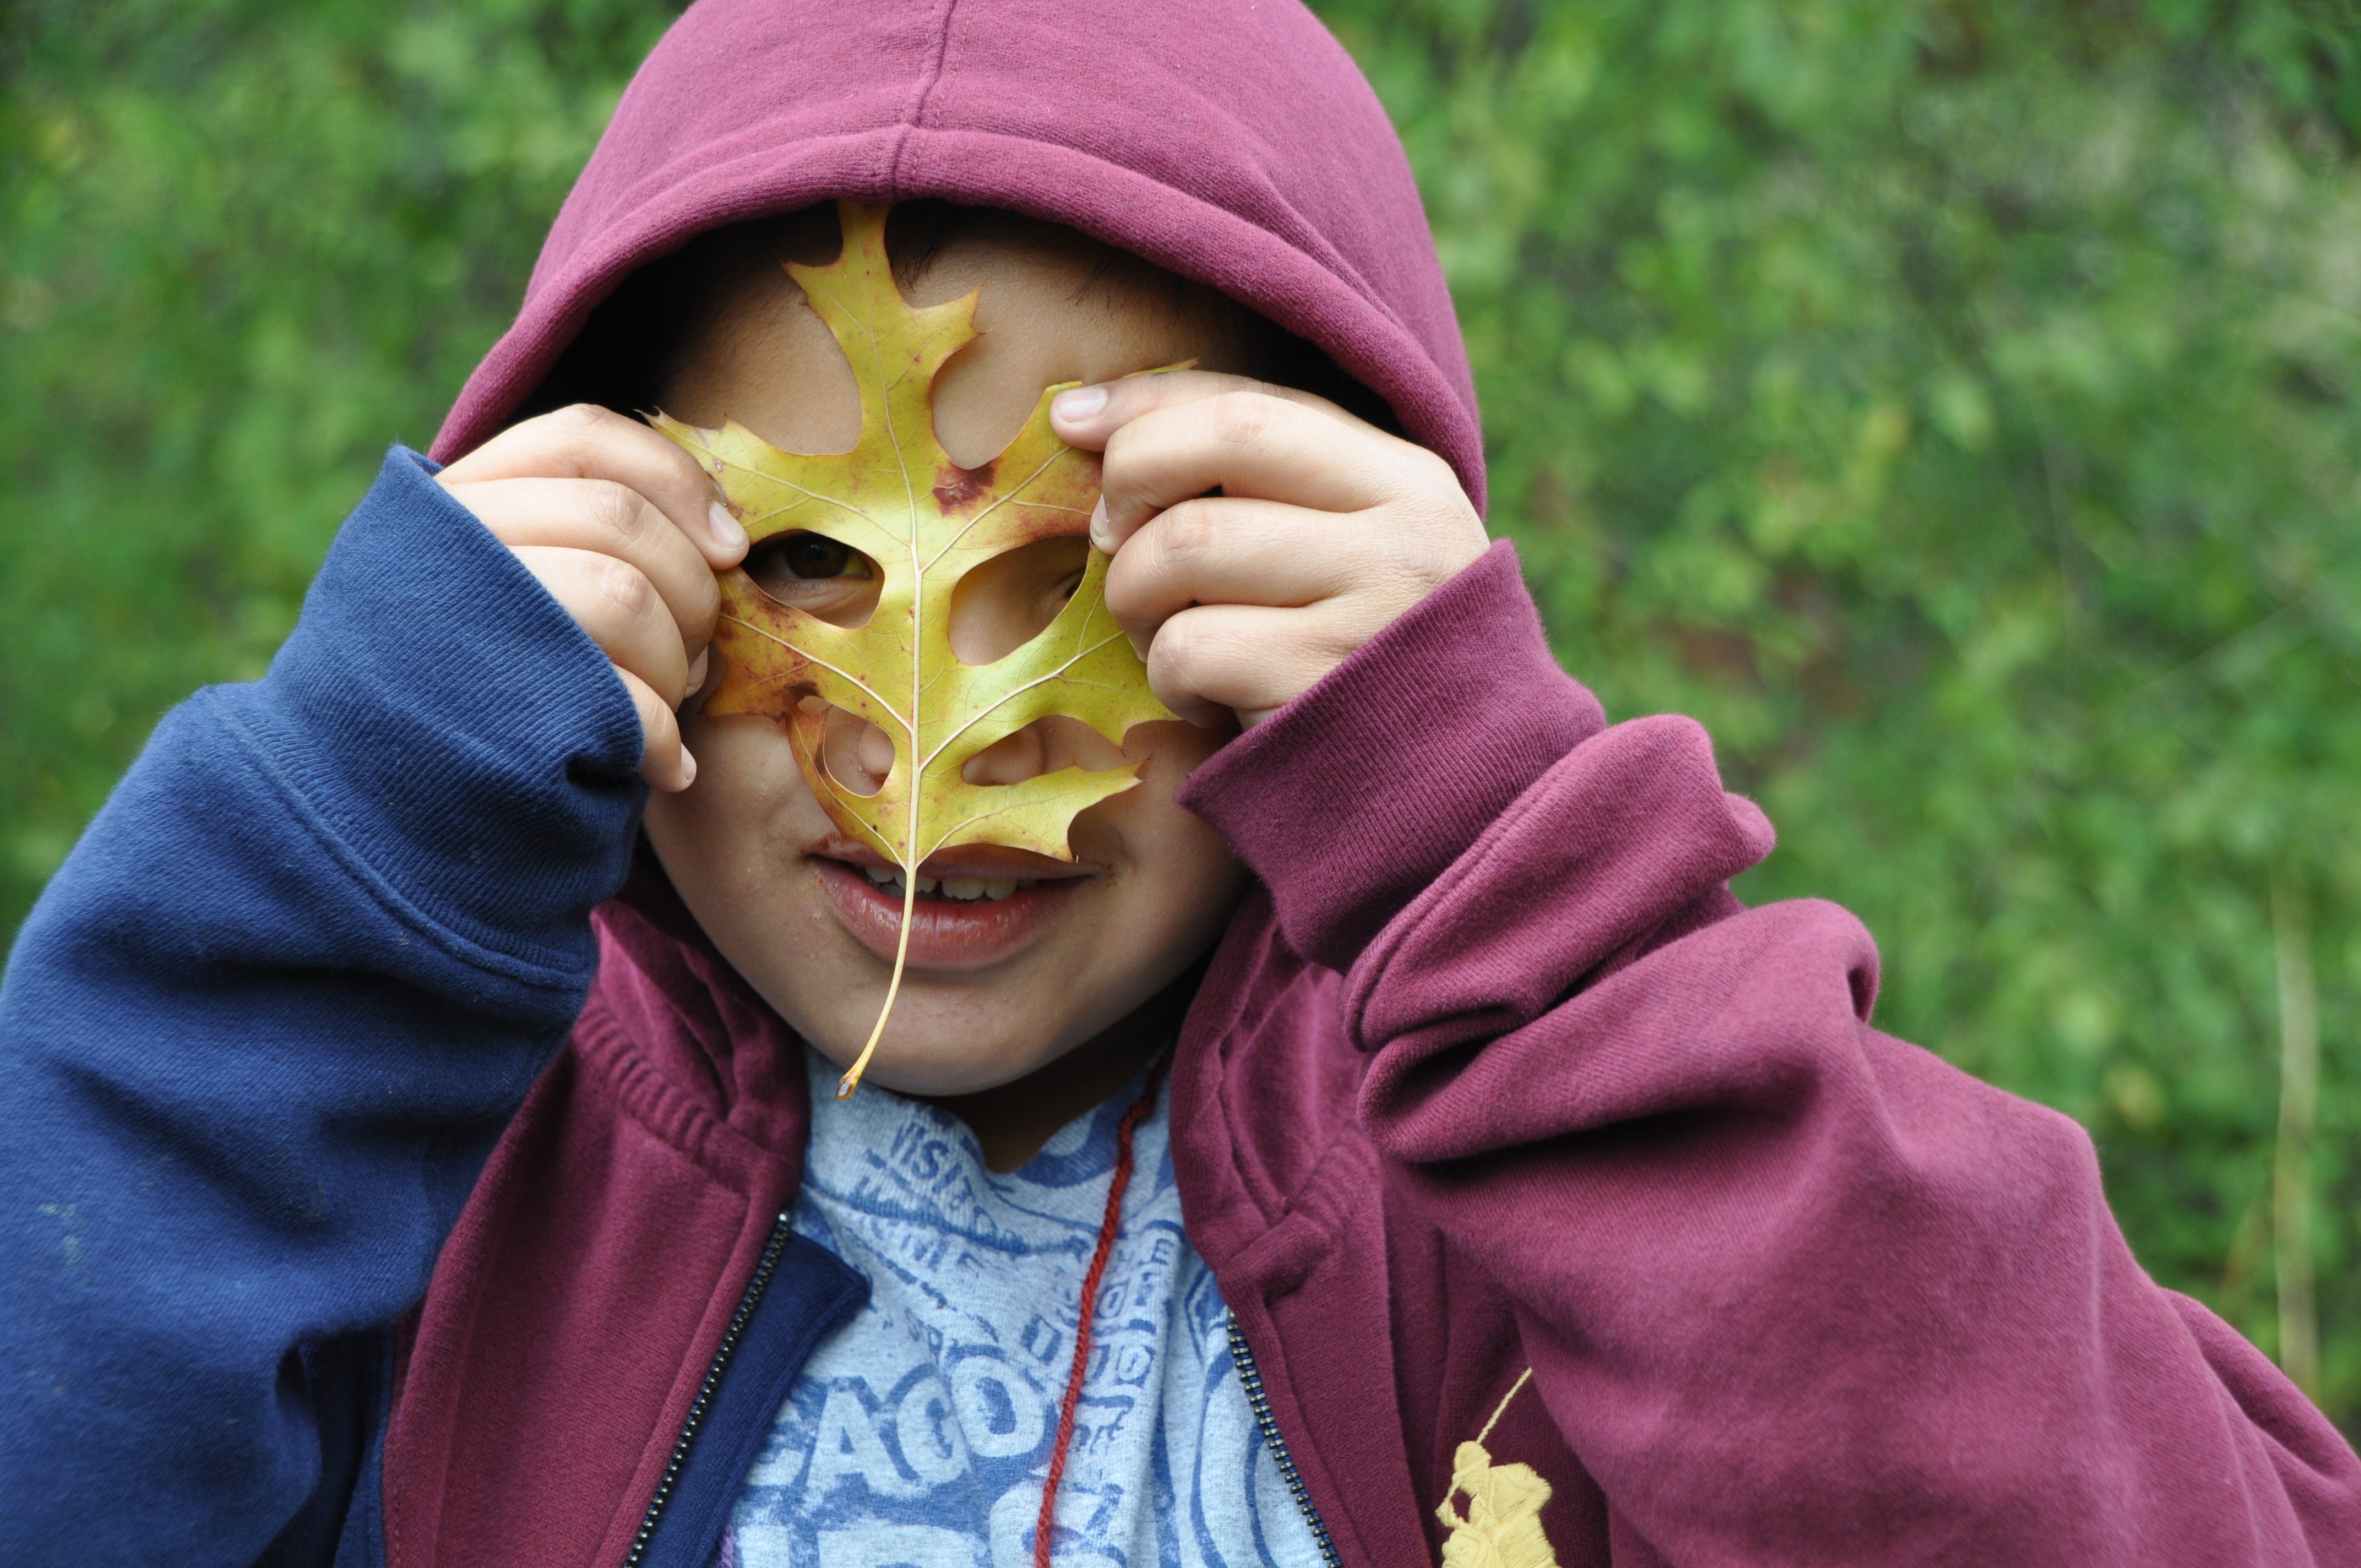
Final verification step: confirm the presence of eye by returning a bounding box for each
[750,531,874,583]
[743,531,882,628]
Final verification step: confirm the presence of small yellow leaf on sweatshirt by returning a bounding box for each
[1435,1439,1560,1568]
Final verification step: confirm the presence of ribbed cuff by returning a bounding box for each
[1177,541,1604,973]
[236,447,646,971]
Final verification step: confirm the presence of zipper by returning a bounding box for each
[1226,1310,1343,1568]
[622,1211,796,1568]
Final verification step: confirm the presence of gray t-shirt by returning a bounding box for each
[717,1050,1326,1568]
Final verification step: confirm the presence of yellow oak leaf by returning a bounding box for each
[654,200,1178,1095]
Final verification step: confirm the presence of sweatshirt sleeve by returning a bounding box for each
[1179,541,2361,1564]
[0,448,645,1566]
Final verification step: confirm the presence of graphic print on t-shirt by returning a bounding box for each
[718,1052,1324,1568]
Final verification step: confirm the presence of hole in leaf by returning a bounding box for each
[807,698,892,798]
[948,535,1090,666]
[960,714,1127,786]
[744,531,882,628]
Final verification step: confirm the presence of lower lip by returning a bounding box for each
[811,857,1083,970]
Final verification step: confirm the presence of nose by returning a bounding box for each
[961,721,1049,786]
[812,701,897,797]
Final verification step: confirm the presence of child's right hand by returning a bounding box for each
[434,404,750,791]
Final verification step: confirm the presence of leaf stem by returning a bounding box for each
[837,872,916,1099]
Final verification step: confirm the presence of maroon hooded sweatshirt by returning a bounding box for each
[387,1,2361,1564]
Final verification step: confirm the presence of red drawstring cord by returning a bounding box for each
[1033,1060,1167,1568]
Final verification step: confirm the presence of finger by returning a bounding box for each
[678,645,719,726]
[617,666,695,792]
[512,546,690,704]
[1103,496,1366,652]
[1049,368,1369,451]
[460,477,721,656]
[439,402,749,567]
[1087,390,1444,549]
[1144,603,1360,728]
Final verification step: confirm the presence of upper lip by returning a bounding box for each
[809,835,1097,882]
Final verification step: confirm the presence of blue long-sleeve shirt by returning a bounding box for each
[1,450,643,1564]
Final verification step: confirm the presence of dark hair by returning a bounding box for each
[515,201,1396,432]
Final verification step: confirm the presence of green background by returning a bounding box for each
[4,0,2357,1429]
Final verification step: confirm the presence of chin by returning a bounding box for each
[780,943,1123,1088]
[808,1033,1064,1099]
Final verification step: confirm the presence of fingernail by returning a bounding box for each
[679,748,698,788]
[684,649,709,698]
[1053,384,1109,421]
[708,500,748,550]
[1089,496,1114,553]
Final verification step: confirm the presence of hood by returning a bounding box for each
[428,0,1484,511]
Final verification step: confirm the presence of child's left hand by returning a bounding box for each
[1049,372,1489,728]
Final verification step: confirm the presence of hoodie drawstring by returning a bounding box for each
[1034,1059,1167,1568]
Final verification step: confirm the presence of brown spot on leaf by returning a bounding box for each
[932,458,996,514]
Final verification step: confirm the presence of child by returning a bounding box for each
[2,2,2355,1566]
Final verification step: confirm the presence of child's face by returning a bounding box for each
[643,226,1253,1097]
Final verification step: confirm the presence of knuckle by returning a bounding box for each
[1147,618,1191,677]
[1412,449,1460,495]
[587,479,655,548]
[1150,503,1221,570]
[1150,613,1209,678]
[1383,485,1477,557]
[1205,391,1278,448]
[1378,510,1448,568]
[544,402,612,461]
[597,556,659,622]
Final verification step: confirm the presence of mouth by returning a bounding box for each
[808,841,1092,971]
[851,864,1037,902]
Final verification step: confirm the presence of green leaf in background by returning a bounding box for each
[3,0,2355,1430]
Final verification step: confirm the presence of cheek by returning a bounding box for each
[645,715,833,903]
[1126,714,1235,789]
[1073,720,1245,937]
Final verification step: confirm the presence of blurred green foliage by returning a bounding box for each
[2,0,2355,1427]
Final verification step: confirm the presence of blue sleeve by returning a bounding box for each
[0,448,647,1565]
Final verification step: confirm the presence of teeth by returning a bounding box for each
[853,864,1038,901]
